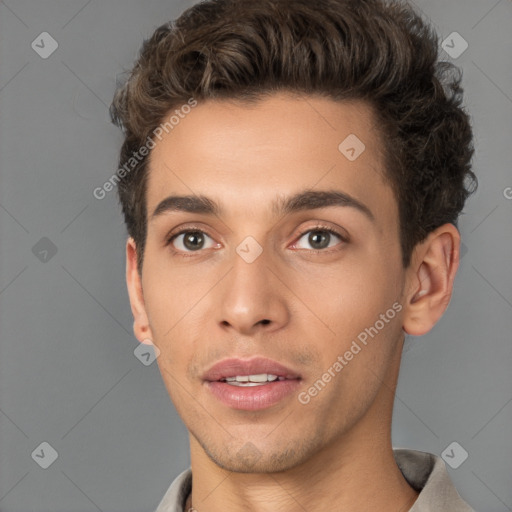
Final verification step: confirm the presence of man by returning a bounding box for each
[110,0,477,510]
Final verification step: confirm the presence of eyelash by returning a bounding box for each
[165,223,347,257]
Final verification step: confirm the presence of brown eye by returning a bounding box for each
[169,230,216,252]
[294,228,344,251]
[308,231,331,250]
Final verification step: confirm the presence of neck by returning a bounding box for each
[186,444,417,512]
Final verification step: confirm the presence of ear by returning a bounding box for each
[402,223,460,336]
[126,237,154,342]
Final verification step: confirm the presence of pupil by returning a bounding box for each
[309,231,329,249]
[184,231,203,250]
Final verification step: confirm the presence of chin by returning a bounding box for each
[201,439,313,474]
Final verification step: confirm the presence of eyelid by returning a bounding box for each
[294,222,348,241]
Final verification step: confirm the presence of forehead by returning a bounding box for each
[145,94,396,224]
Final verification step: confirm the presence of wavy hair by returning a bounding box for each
[110,0,477,273]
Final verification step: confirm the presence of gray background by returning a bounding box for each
[0,0,511,511]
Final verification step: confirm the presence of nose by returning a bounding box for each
[217,247,290,336]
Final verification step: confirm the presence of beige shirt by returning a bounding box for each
[155,448,476,511]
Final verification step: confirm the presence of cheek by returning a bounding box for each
[142,249,214,335]
[292,253,401,341]
[291,254,404,405]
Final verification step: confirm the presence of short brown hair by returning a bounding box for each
[110,0,476,274]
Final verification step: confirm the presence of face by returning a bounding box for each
[127,93,411,473]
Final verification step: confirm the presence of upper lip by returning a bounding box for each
[202,357,301,382]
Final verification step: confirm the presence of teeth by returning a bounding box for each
[226,381,267,387]
[244,373,272,383]
[222,374,280,385]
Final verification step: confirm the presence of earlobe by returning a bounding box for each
[402,224,460,336]
[126,238,153,342]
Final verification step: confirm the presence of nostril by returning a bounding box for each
[260,319,271,325]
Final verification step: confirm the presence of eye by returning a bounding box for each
[292,226,345,251]
[165,225,346,256]
[167,229,217,253]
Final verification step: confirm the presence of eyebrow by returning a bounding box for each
[150,189,375,222]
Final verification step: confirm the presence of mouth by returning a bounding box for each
[202,356,301,382]
[203,357,302,410]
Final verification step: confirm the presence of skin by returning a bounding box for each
[126,93,460,512]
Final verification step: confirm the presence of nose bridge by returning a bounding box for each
[228,239,273,306]
[232,241,269,292]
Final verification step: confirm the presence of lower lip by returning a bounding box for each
[205,379,301,410]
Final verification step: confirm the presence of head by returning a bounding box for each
[111,0,476,473]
